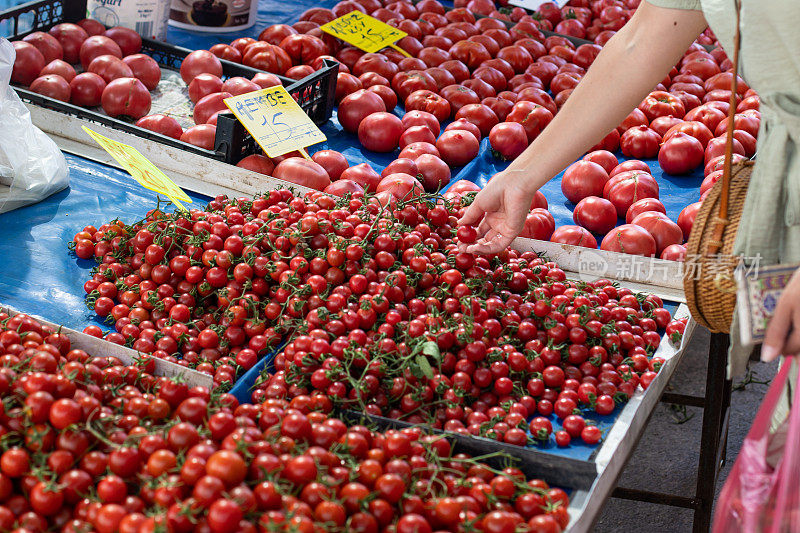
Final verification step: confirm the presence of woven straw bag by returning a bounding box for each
[683,3,752,333]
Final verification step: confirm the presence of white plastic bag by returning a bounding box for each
[0,38,68,214]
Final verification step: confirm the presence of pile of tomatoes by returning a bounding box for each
[0,312,571,533]
[9,19,290,152]
[71,187,679,450]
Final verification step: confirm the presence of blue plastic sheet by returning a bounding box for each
[0,154,209,330]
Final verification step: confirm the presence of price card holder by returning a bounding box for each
[320,10,411,57]
[82,126,192,211]
[224,85,327,159]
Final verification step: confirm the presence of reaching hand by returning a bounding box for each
[457,171,535,255]
[761,268,800,362]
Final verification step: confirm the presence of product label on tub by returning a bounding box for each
[170,0,254,28]
[87,0,171,40]
[224,86,327,158]
[320,10,408,54]
[82,126,192,211]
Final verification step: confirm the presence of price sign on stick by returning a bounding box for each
[224,85,327,159]
[320,10,411,57]
[82,126,192,211]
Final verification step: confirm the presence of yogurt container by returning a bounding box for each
[169,0,259,33]
[87,0,171,40]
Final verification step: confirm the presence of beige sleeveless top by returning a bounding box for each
[648,0,800,377]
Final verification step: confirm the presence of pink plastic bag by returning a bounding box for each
[713,360,800,533]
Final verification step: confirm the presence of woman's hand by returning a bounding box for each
[457,170,536,255]
[761,268,800,361]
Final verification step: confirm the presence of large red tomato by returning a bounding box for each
[101,78,151,119]
[401,110,440,136]
[677,202,702,240]
[280,34,329,65]
[496,45,533,73]
[506,101,553,142]
[79,35,122,69]
[340,163,381,192]
[252,72,282,89]
[48,23,88,64]
[209,44,242,63]
[561,160,609,204]
[242,43,291,75]
[40,59,76,82]
[520,208,555,240]
[399,142,439,160]
[181,50,223,83]
[311,150,349,181]
[259,24,298,46]
[610,159,650,177]
[104,26,141,56]
[404,90,451,122]
[582,150,618,174]
[436,130,479,167]
[30,74,70,101]
[573,196,617,234]
[685,104,726,132]
[87,55,133,84]
[618,107,649,133]
[135,114,183,140]
[649,115,684,138]
[358,112,403,152]
[455,104,499,137]
[488,122,528,160]
[626,198,667,224]
[22,32,63,64]
[377,173,425,199]
[444,119,482,141]
[180,124,216,150]
[600,224,657,256]
[236,154,275,175]
[714,113,760,138]
[122,54,161,91]
[415,154,450,191]
[448,41,491,70]
[658,132,704,175]
[631,212,683,254]
[70,72,106,106]
[353,53,399,79]
[324,179,364,197]
[663,121,714,148]
[188,74,223,104]
[661,244,687,261]
[620,126,661,159]
[638,91,685,121]
[193,92,233,125]
[11,42,45,86]
[603,170,659,217]
[439,85,480,117]
[399,125,436,148]
[550,225,597,248]
[704,136,744,164]
[338,90,386,132]
[273,158,331,191]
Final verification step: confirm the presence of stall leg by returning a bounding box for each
[692,332,731,533]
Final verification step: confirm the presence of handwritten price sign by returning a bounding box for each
[224,86,326,159]
[82,126,192,211]
[320,10,410,56]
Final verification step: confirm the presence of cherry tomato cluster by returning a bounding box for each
[0,312,570,533]
[71,188,673,449]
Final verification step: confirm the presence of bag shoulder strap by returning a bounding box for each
[705,0,742,256]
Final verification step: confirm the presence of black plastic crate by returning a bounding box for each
[1,0,338,164]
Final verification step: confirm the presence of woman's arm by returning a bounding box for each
[458,1,708,254]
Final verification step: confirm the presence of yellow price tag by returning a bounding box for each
[224,85,327,159]
[82,126,192,211]
[320,10,410,56]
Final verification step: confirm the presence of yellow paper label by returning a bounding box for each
[224,85,326,158]
[320,10,407,54]
[82,126,192,211]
